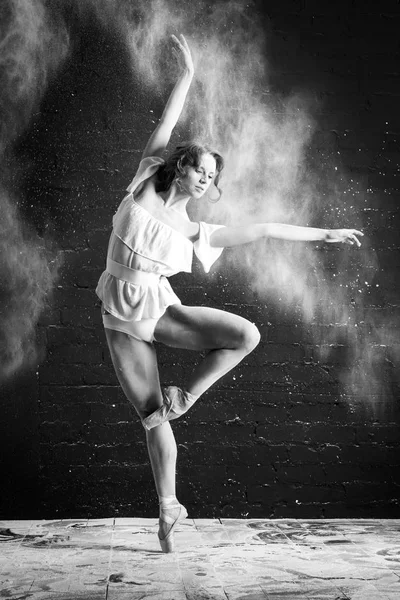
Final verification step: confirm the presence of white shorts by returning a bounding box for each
[102,310,159,343]
[100,259,181,343]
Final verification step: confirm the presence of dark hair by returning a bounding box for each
[155,142,224,200]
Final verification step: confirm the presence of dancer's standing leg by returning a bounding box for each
[104,328,185,548]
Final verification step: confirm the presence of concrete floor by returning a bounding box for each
[0,518,399,599]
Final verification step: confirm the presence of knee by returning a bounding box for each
[238,321,261,354]
[138,400,161,422]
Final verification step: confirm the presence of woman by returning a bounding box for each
[96,34,362,552]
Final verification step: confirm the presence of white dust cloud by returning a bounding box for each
[0,0,69,150]
[0,0,69,379]
[0,190,58,379]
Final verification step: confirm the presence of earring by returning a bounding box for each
[207,186,222,203]
[175,177,183,191]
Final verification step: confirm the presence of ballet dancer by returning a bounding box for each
[96,34,363,552]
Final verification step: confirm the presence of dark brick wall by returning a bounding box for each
[1,0,399,518]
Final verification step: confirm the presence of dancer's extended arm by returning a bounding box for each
[210,223,364,247]
[142,35,194,159]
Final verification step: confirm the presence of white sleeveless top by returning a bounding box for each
[95,156,225,322]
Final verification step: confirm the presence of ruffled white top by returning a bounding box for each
[96,156,225,322]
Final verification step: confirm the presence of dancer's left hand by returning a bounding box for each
[171,34,194,75]
[326,229,364,246]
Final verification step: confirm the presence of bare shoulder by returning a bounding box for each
[132,175,158,207]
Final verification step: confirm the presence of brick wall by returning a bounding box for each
[1,0,399,518]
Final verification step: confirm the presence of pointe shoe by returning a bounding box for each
[158,502,188,553]
[142,387,196,430]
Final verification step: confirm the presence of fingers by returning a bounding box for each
[170,33,194,73]
[342,229,363,247]
[348,232,362,247]
[179,34,190,51]
[337,229,363,247]
[351,229,363,247]
[171,33,189,51]
[171,34,192,58]
[170,35,185,63]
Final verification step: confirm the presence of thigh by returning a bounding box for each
[154,304,258,351]
[104,328,163,419]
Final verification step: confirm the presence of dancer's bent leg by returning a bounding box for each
[145,304,260,428]
[156,304,260,394]
[104,328,186,549]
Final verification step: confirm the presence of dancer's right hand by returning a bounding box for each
[326,229,364,246]
[171,34,194,75]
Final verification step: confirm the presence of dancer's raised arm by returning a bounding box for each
[142,34,194,159]
[210,223,364,247]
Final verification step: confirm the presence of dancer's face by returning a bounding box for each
[180,153,216,198]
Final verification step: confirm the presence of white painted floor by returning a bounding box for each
[1,518,399,599]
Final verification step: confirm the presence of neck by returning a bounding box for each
[160,183,191,211]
